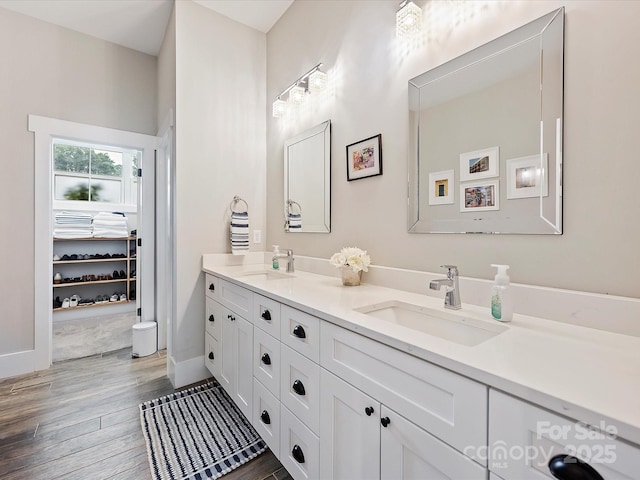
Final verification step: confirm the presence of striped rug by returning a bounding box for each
[139,381,267,480]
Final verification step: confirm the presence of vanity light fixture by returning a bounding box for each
[272,63,327,118]
[396,0,422,39]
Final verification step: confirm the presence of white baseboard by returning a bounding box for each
[0,350,37,380]
[169,354,210,389]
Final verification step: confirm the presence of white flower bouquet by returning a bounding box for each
[329,247,371,273]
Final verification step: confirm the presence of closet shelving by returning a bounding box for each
[52,237,137,312]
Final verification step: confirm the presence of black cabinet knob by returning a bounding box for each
[292,445,305,464]
[261,310,272,321]
[292,379,306,396]
[227,314,235,321]
[292,325,306,339]
[260,410,271,425]
[209,283,215,291]
[261,353,271,365]
[208,352,214,360]
[381,417,391,428]
[548,454,604,480]
[365,406,374,416]
[208,314,214,322]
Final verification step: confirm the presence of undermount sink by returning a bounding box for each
[354,300,507,346]
[236,269,294,281]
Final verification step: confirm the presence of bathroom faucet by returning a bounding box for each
[429,265,461,310]
[273,249,295,273]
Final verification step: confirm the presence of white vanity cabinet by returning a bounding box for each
[489,389,640,480]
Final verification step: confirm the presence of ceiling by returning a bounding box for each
[0,0,293,56]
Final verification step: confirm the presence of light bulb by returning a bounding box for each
[272,98,287,118]
[308,70,328,94]
[288,85,306,105]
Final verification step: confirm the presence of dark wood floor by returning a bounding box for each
[0,348,290,480]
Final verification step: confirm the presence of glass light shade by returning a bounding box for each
[396,1,422,39]
[308,70,328,94]
[288,85,306,105]
[272,98,287,118]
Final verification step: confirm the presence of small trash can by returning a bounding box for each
[132,321,157,357]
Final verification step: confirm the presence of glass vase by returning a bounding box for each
[341,267,362,286]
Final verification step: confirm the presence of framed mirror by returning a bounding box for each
[408,8,563,234]
[284,120,331,233]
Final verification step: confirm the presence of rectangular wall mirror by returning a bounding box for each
[408,8,564,234]
[284,120,331,233]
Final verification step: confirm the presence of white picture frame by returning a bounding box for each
[506,153,549,199]
[460,180,500,212]
[428,169,454,205]
[459,146,500,182]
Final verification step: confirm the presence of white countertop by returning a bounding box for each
[202,260,640,446]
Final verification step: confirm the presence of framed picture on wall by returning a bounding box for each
[459,146,499,182]
[506,153,549,199]
[460,180,500,212]
[428,169,454,205]
[346,134,382,181]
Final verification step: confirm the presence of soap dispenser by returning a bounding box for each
[272,245,280,270]
[490,264,513,322]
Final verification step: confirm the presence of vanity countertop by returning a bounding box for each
[202,260,640,445]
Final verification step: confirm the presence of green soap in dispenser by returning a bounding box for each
[272,245,280,270]
[490,264,513,322]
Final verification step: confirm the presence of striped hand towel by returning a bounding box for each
[230,210,249,255]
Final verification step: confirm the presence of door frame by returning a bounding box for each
[29,115,159,372]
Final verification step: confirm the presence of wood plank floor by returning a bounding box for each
[0,348,291,480]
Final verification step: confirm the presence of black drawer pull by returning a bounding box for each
[208,314,214,322]
[381,417,390,428]
[227,314,235,321]
[292,325,306,339]
[261,310,271,321]
[261,353,271,365]
[209,283,215,291]
[548,454,604,480]
[292,379,306,396]
[292,445,305,464]
[208,352,214,360]
[365,406,374,416]
[260,410,271,425]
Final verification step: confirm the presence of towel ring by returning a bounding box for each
[230,195,249,213]
[286,200,302,215]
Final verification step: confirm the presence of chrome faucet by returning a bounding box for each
[273,249,295,273]
[429,265,461,310]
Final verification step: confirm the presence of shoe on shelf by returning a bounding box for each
[83,254,90,260]
[61,254,70,261]
[110,293,119,302]
[113,270,120,279]
[53,272,62,284]
[130,270,136,278]
[54,296,62,309]
[119,270,126,279]
[129,288,136,300]
[53,254,61,261]
[61,297,70,309]
[69,295,80,307]
[119,293,127,302]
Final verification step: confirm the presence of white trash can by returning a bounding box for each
[132,321,157,357]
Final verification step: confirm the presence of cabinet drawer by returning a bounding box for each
[281,345,320,435]
[204,332,220,378]
[252,294,281,339]
[218,279,252,318]
[204,273,219,301]
[254,327,281,398]
[281,305,320,363]
[205,297,222,340]
[320,322,487,463]
[280,405,319,480]
[489,389,640,480]
[253,378,280,458]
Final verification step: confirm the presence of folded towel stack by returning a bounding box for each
[54,211,93,239]
[230,210,249,255]
[93,212,129,238]
[287,213,302,230]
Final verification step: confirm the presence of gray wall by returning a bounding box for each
[0,7,157,355]
[266,0,640,298]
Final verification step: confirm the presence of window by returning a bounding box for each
[52,139,140,210]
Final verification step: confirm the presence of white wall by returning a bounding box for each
[171,1,266,375]
[0,7,157,356]
[266,0,640,299]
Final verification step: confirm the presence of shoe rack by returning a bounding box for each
[52,237,137,312]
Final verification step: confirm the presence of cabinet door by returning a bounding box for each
[234,314,253,420]
[219,305,236,393]
[380,405,487,480]
[218,279,252,318]
[254,327,281,398]
[320,369,381,480]
[281,405,320,480]
[253,378,280,458]
[281,345,320,435]
[253,293,281,339]
[204,332,220,378]
[205,297,222,340]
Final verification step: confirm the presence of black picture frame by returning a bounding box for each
[345,134,382,181]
